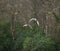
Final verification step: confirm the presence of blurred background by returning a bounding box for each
[0,0,60,42]
[0,0,60,51]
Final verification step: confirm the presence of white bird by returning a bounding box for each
[23,18,40,29]
[29,18,40,26]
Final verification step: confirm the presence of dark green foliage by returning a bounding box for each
[0,20,60,51]
[14,22,56,51]
[0,20,13,51]
[55,43,60,51]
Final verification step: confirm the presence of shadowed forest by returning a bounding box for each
[0,0,60,51]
